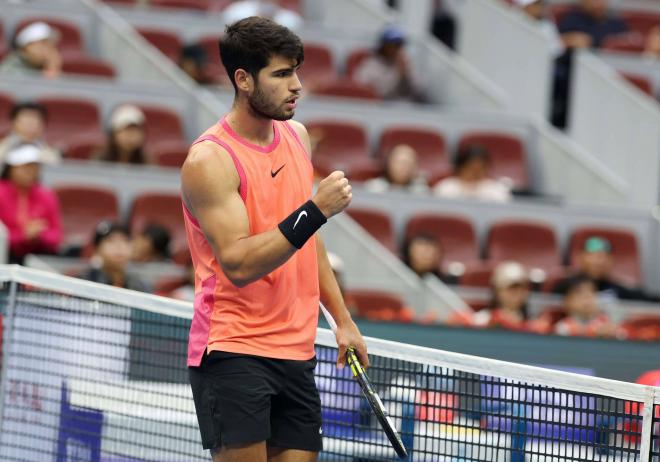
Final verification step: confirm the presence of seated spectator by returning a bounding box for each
[514,0,564,57]
[472,262,550,333]
[554,275,623,338]
[78,221,148,292]
[131,223,171,263]
[553,236,657,301]
[558,0,628,49]
[0,22,62,78]
[433,144,512,203]
[0,101,60,164]
[179,44,211,84]
[403,233,455,283]
[364,144,429,194]
[169,262,195,302]
[353,26,427,102]
[93,105,148,164]
[223,1,303,30]
[0,144,62,263]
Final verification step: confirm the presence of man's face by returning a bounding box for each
[98,232,132,271]
[408,238,441,275]
[13,109,45,141]
[21,39,57,68]
[578,251,612,279]
[248,55,302,121]
[565,282,599,319]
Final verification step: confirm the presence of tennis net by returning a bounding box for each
[0,265,658,461]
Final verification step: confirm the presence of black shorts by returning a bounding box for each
[189,350,323,452]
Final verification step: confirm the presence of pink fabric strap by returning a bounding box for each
[192,134,248,202]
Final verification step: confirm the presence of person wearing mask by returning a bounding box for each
[354,26,427,102]
[0,143,62,263]
[471,262,549,333]
[0,22,62,78]
[434,144,512,203]
[131,223,171,263]
[554,275,623,338]
[553,236,656,301]
[78,221,148,292]
[364,144,429,194]
[93,104,148,164]
[0,101,60,164]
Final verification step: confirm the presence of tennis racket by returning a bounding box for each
[320,302,408,459]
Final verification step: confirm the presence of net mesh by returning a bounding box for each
[0,282,655,462]
[652,405,660,462]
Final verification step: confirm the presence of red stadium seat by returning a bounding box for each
[15,18,84,54]
[0,92,13,137]
[346,208,396,253]
[486,220,560,272]
[305,120,376,177]
[297,43,335,87]
[129,192,187,256]
[277,0,300,12]
[137,27,183,62]
[459,262,495,288]
[150,0,211,10]
[404,213,479,268]
[196,35,231,86]
[538,305,567,328]
[150,142,188,168]
[620,72,654,97]
[622,11,660,35]
[135,104,185,151]
[602,34,646,53]
[345,48,371,78]
[621,315,660,342]
[345,289,407,321]
[63,139,103,160]
[312,78,380,100]
[0,22,8,62]
[37,96,102,150]
[377,126,450,182]
[458,131,529,190]
[61,55,116,78]
[54,185,119,249]
[102,0,138,4]
[568,226,642,287]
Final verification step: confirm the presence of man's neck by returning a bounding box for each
[226,102,274,147]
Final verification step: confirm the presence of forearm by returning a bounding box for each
[215,228,297,287]
[316,236,353,328]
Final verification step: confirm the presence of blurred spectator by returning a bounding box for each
[179,44,211,84]
[364,144,429,194]
[514,0,564,57]
[0,101,60,165]
[78,221,148,291]
[0,143,62,263]
[433,144,512,203]
[403,233,455,283]
[353,26,428,102]
[223,2,303,30]
[643,27,660,59]
[553,236,657,301]
[558,0,628,50]
[93,105,148,164]
[0,22,62,78]
[471,262,550,333]
[169,263,195,302]
[131,223,171,263]
[554,275,623,338]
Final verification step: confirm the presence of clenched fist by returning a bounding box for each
[312,171,352,218]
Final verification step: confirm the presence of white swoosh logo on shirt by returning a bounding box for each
[293,211,308,229]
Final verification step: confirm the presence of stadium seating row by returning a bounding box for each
[104,0,300,13]
[346,207,641,288]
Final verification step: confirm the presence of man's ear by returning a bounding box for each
[234,69,253,93]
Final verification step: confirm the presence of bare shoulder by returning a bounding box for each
[287,119,312,153]
[181,141,239,208]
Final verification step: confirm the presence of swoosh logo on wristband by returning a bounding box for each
[293,211,308,229]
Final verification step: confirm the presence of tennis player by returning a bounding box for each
[181,16,369,462]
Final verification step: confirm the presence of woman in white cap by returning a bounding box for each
[0,21,62,78]
[93,104,148,164]
[0,143,62,263]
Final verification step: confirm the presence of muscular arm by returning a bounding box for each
[181,142,296,287]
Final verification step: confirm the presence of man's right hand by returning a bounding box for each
[313,171,352,218]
